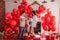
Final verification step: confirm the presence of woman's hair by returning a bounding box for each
[32,10,36,15]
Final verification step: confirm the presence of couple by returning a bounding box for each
[18,11,41,40]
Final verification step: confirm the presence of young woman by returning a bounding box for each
[30,11,37,36]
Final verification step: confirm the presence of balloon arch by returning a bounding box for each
[3,0,56,40]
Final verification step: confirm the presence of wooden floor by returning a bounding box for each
[0,32,6,40]
[0,32,59,40]
[0,34,3,40]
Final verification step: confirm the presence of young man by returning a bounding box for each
[19,11,27,40]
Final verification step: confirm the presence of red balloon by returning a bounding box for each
[45,16,50,22]
[13,9,16,13]
[36,10,40,18]
[46,35,50,40]
[4,25,8,31]
[16,20,20,27]
[10,20,16,26]
[5,32,12,37]
[21,4,25,9]
[24,2,28,6]
[29,37,33,40]
[12,9,19,18]
[41,17,45,22]
[27,6,33,18]
[47,8,50,12]
[29,14,33,18]
[4,19,10,24]
[47,11,52,17]
[24,9,27,13]
[27,5,32,12]
[39,5,46,13]
[50,21,56,25]
[34,38,41,40]
[3,35,8,39]
[11,26,15,29]
[43,25,50,31]
[21,4,27,10]
[9,38,16,40]
[47,9,52,17]
[45,14,48,17]
[30,33,35,39]
[5,27,12,33]
[36,10,40,14]
[12,14,18,20]
[51,26,56,31]
[24,36,29,40]
[14,27,19,34]
[15,36,18,39]
[14,10,21,18]
[18,5,23,12]
[16,10,20,13]
[51,16,55,21]
[6,12,12,19]
[25,22,28,29]
[42,23,46,27]
[45,22,50,26]
[41,32,46,38]
[22,0,26,3]
[36,14,40,18]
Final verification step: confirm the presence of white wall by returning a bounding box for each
[58,0,60,33]
[5,0,59,33]
[5,1,21,12]
[5,0,58,12]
